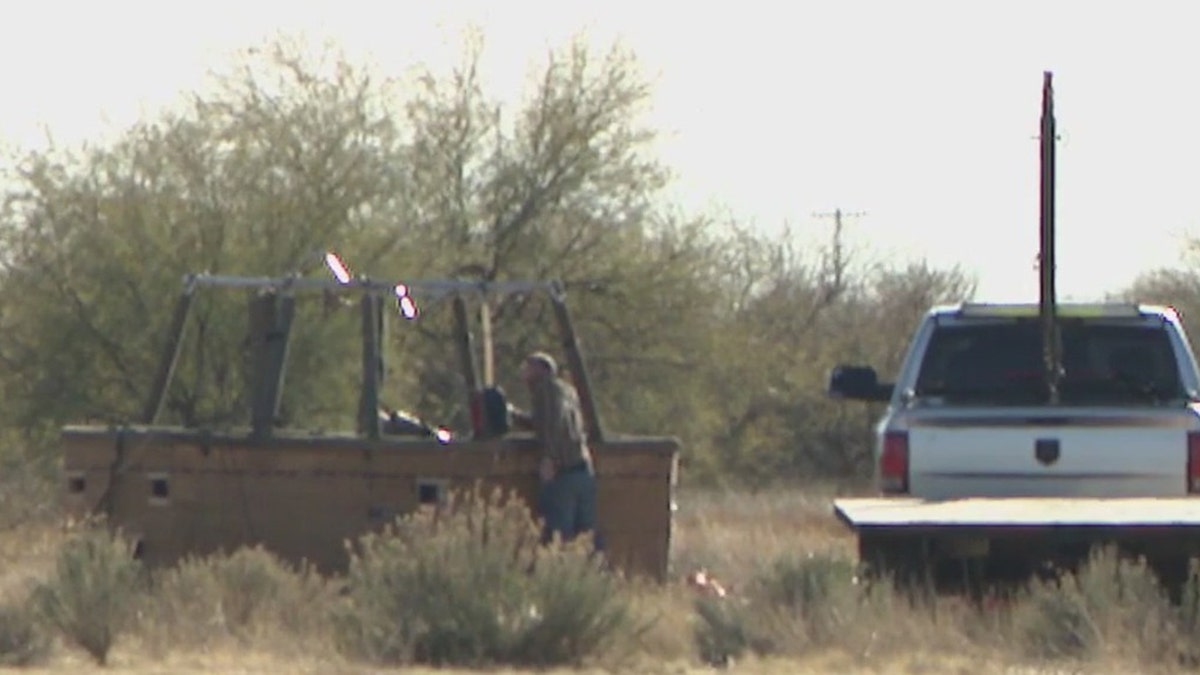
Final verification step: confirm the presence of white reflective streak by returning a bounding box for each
[324,252,352,284]
[398,296,418,320]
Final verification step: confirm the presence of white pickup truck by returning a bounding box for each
[828,301,1200,593]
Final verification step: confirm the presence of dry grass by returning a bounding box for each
[0,484,1193,673]
[671,484,859,584]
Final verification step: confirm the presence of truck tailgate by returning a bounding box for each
[907,412,1191,499]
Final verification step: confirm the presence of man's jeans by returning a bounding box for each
[538,463,600,548]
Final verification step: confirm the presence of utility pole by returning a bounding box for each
[814,209,871,439]
[813,208,867,295]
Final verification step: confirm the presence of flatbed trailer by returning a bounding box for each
[834,497,1200,592]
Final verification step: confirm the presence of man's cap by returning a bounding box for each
[526,351,558,375]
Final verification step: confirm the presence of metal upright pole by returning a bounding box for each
[249,292,295,437]
[1039,71,1062,404]
[141,285,196,425]
[548,282,605,444]
[358,293,383,439]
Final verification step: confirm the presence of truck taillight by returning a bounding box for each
[880,431,909,494]
[1189,432,1200,493]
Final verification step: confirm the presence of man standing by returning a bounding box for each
[511,351,597,545]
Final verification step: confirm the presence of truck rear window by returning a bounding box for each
[914,319,1185,406]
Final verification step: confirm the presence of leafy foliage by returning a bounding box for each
[0,32,981,488]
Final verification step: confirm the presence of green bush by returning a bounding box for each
[0,596,51,667]
[691,551,863,665]
[1012,546,1176,663]
[32,526,143,665]
[145,545,334,648]
[1015,578,1101,660]
[753,551,859,643]
[334,484,634,668]
[509,541,633,666]
[692,595,755,667]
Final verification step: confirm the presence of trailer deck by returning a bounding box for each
[836,496,1200,590]
[835,497,1200,532]
[834,497,1200,596]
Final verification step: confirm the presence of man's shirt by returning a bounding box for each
[528,376,592,469]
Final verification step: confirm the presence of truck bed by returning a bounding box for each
[835,496,1200,531]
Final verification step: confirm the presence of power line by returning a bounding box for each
[813,208,867,230]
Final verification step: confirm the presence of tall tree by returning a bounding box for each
[0,40,408,431]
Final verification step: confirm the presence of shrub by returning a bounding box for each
[334,484,635,668]
[32,526,143,665]
[691,551,862,665]
[509,542,633,666]
[1011,546,1176,663]
[144,546,334,648]
[0,596,51,667]
[692,595,755,667]
[753,551,859,644]
[1015,577,1101,660]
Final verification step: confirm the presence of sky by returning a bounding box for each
[2,1,1199,302]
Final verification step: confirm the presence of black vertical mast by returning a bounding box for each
[1039,71,1062,404]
